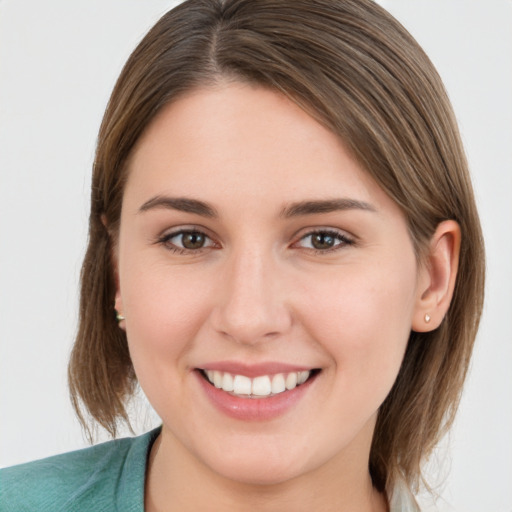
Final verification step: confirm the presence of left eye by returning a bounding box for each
[296,230,353,251]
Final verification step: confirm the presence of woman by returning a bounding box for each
[0,1,485,510]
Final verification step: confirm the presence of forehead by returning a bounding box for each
[124,82,399,218]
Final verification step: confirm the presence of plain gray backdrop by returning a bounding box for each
[1,1,511,510]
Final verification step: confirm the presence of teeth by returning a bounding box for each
[222,372,234,392]
[203,370,312,397]
[252,375,272,396]
[233,375,252,395]
[297,371,309,385]
[285,372,297,390]
[213,370,223,388]
[271,373,286,394]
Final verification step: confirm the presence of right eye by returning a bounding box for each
[158,229,216,253]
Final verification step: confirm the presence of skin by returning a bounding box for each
[114,82,460,511]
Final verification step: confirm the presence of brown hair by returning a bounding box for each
[69,0,485,493]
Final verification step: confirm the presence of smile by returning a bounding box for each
[202,369,313,398]
[196,366,320,421]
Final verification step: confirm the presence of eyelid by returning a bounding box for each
[155,225,219,253]
[153,225,355,254]
[292,227,355,252]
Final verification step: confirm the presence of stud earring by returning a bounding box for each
[115,311,125,322]
[424,313,431,323]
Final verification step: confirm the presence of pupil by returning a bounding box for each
[312,233,335,249]
[183,232,205,249]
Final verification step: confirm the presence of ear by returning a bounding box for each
[102,214,126,330]
[412,220,461,332]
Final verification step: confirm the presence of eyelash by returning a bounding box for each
[295,229,355,254]
[156,228,354,255]
[156,229,217,255]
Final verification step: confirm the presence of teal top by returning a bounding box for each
[0,427,419,511]
[0,428,160,512]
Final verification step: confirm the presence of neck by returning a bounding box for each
[145,426,387,512]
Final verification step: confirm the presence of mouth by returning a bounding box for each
[198,368,320,399]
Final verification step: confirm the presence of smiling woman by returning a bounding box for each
[117,85,442,502]
[0,1,485,511]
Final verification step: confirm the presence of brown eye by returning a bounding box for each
[181,232,206,249]
[296,230,353,252]
[161,230,215,252]
[311,233,336,250]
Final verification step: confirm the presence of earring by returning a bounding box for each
[424,313,431,323]
[116,311,125,322]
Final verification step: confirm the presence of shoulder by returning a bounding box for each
[0,427,160,512]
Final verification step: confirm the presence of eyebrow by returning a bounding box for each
[138,196,218,218]
[280,198,376,217]
[138,195,376,219]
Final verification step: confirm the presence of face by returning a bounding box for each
[115,83,426,485]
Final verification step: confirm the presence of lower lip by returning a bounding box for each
[195,371,316,421]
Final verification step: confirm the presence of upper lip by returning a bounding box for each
[197,361,318,378]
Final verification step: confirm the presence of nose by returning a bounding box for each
[210,247,293,345]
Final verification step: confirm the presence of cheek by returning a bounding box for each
[119,257,213,382]
[299,259,417,384]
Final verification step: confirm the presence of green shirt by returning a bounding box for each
[0,428,160,512]
[1,427,419,511]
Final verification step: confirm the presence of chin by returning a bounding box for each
[214,460,304,487]
[200,442,311,486]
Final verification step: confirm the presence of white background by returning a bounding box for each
[0,1,511,510]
